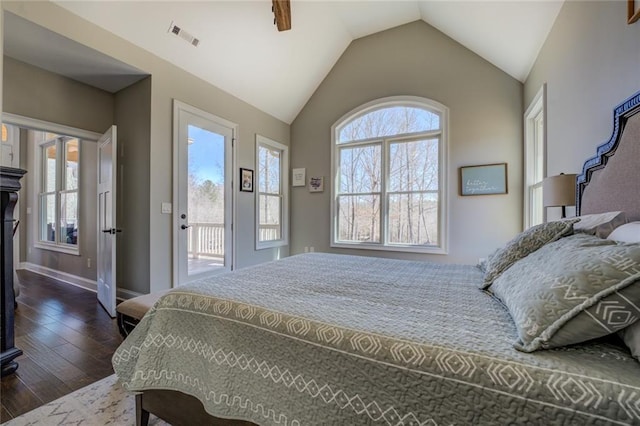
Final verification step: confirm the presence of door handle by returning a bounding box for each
[102,228,122,234]
[181,224,191,230]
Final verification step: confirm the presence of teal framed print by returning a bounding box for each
[459,163,508,196]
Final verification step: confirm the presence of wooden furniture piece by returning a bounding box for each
[1,166,26,377]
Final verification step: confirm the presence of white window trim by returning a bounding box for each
[523,84,547,229]
[330,95,449,254]
[34,135,82,255]
[255,134,289,250]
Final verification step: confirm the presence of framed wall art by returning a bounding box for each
[309,176,324,193]
[292,168,306,187]
[240,168,254,192]
[459,163,508,196]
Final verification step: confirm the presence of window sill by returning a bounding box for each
[256,240,288,250]
[34,242,80,256]
[330,241,448,255]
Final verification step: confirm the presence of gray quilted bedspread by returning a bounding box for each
[112,253,640,425]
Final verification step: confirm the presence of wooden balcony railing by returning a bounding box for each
[187,223,280,259]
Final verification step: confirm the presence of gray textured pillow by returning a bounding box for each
[571,211,627,239]
[619,321,640,360]
[481,219,579,289]
[491,233,640,352]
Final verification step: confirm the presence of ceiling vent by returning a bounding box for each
[168,22,200,47]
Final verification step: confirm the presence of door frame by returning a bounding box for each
[172,100,237,287]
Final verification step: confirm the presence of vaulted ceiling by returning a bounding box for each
[23,1,564,124]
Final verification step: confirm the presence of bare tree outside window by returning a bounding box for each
[255,135,288,249]
[334,103,444,250]
[258,144,282,241]
[39,134,80,247]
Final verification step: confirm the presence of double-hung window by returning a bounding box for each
[524,85,546,228]
[255,135,288,249]
[332,97,448,254]
[38,134,80,253]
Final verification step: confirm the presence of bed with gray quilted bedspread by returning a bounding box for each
[112,253,640,425]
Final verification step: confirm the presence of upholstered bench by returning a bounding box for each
[116,290,169,337]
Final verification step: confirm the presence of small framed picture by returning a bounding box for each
[240,168,254,192]
[459,163,508,196]
[309,176,324,192]
[292,168,306,187]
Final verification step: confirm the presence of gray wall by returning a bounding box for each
[3,57,115,133]
[4,57,113,281]
[525,0,640,210]
[114,77,151,295]
[2,1,290,293]
[291,20,523,264]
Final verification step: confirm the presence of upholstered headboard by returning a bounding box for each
[577,91,640,221]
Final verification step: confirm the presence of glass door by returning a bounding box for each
[174,101,234,285]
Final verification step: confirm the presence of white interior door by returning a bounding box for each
[174,101,234,286]
[97,126,117,317]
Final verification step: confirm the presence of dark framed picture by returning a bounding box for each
[459,163,508,196]
[240,168,253,192]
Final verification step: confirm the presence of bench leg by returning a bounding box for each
[136,394,150,426]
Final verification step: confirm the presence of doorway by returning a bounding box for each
[1,114,116,314]
[173,101,235,286]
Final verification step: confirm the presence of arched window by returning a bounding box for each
[331,96,448,254]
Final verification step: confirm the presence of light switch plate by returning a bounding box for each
[161,202,172,214]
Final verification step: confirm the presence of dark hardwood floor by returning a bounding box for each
[0,270,122,422]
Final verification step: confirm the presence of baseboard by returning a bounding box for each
[20,263,145,301]
[21,262,98,293]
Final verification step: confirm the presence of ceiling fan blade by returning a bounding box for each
[272,0,291,31]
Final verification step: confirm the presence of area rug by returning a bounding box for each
[3,375,168,426]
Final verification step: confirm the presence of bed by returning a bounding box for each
[113,90,640,426]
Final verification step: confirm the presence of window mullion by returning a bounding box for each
[381,138,388,246]
[55,138,63,245]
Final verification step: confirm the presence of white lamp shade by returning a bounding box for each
[543,174,577,207]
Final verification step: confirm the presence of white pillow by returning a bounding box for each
[607,221,640,243]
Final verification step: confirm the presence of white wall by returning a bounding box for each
[2,1,290,293]
[525,1,640,222]
[291,21,523,264]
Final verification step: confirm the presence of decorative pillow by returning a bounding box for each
[481,219,579,289]
[608,221,640,243]
[491,233,640,352]
[619,321,640,360]
[571,211,627,239]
